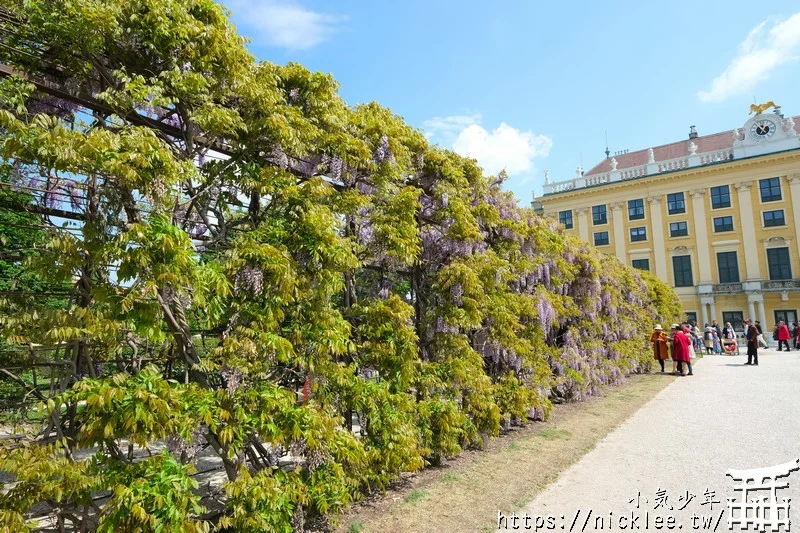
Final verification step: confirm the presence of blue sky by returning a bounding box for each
[223,0,800,203]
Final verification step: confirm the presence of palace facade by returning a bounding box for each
[538,107,800,330]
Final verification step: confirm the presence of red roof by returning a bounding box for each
[585,116,800,176]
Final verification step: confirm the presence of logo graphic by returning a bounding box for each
[726,459,799,532]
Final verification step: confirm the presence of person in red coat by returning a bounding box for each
[777,321,791,351]
[671,324,693,376]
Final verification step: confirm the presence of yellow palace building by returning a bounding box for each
[538,104,800,330]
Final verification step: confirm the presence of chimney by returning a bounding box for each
[689,125,698,139]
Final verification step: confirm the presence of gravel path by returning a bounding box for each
[519,348,800,532]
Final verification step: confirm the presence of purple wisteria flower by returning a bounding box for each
[358,223,374,245]
[419,194,435,217]
[329,155,343,180]
[435,316,459,334]
[220,365,243,393]
[60,179,82,210]
[484,341,500,364]
[378,280,392,299]
[166,427,205,462]
[271,146,289,169]
[449,282,463,305]
[442,239,474,257]
[497,226,516,241]
[373,134,393,164]
[537,295,555,332]
[233,265,265,296]
[356,181,377,195]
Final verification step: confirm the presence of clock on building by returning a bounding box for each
[750,118,777,141]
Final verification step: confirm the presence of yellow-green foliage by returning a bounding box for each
[0,1,680,530]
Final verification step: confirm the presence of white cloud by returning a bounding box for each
[453,123,552,176]
[698,12,800,102]
[226,1,344,50]
[423,114,552,178]
[422,113,483,143]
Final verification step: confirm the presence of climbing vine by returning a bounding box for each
[0,1,681,530]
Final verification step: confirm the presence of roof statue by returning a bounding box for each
[610,157,618,170]
[647,148,655,164]
[749,101,778,115]
[688,141,697,155]
[784,116,796,136]
[544,170,551,184]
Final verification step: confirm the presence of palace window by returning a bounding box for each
[592,205,607,225]
[629,227,647,242]
[672,255,693,287]
[628,199,645,220]
[722,312,744,331]
[632,258,650,271]
[667,192,685,214]
[763,209,785,227]
[717,251,740,284]
[767,247,792,280]
[558,209,573,229]
[710,185,731,209]
[594,231,609,246]
[759,177,782,202]
[775,310,799,326]
[669,221,688,237]
[713,216,734,232]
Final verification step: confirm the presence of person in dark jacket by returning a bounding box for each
[745,320,759,365]
[793,322,800,350]
[712,320,722,340]
[722,322,732,339]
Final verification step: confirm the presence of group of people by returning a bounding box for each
[649,324,694,376]
[698,320,749,355]
[772,321,800,351]
[650,318,800,372]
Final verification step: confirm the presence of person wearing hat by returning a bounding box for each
[671,324,693,376]
[650,324,669,373]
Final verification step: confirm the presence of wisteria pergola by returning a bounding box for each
[0,2,680,531]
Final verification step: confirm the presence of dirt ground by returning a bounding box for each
[335,371,675,533]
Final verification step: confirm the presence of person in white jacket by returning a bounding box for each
[754,320,768,349]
